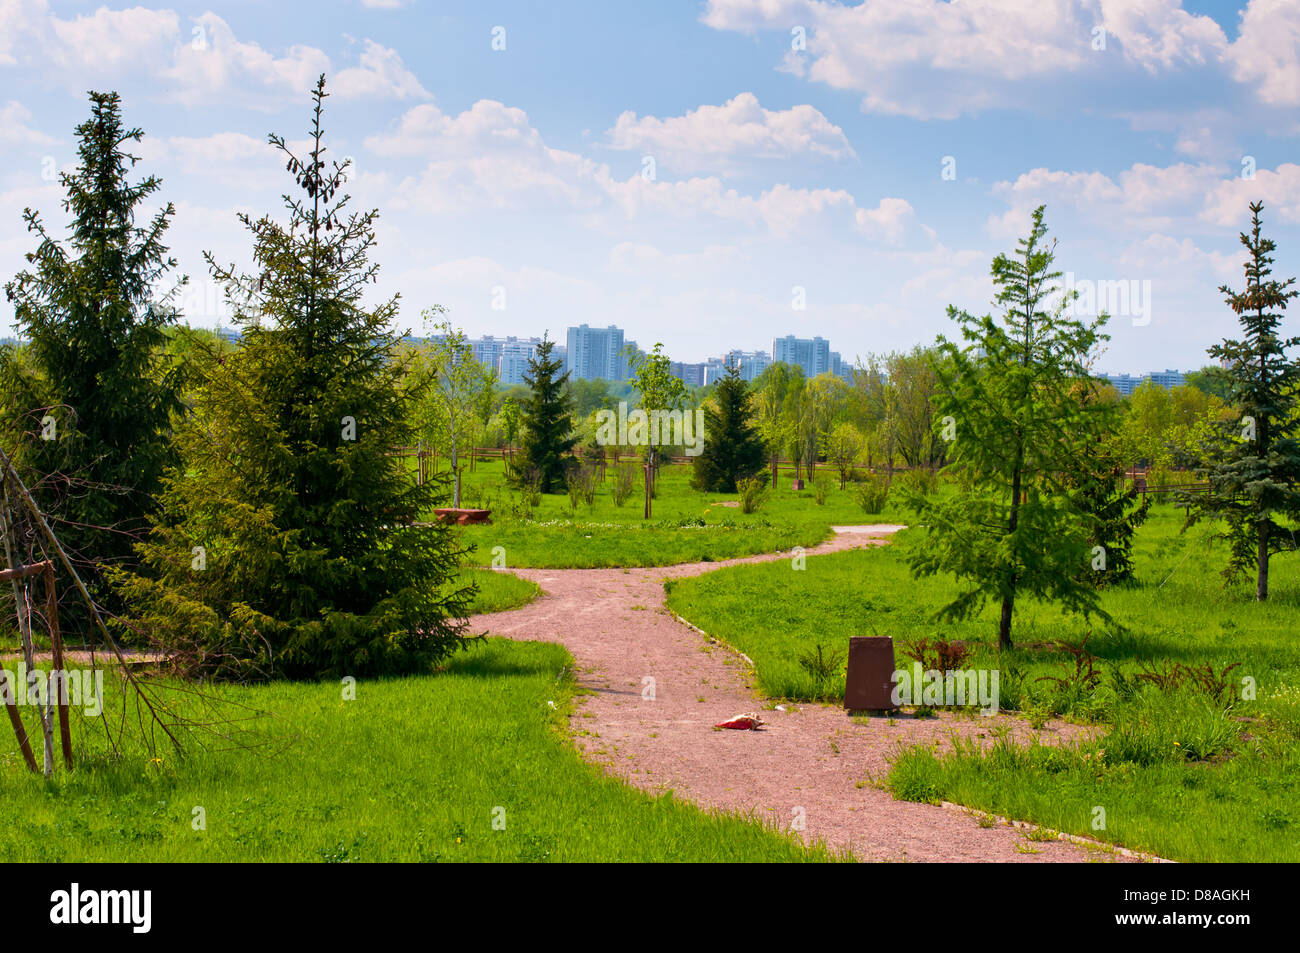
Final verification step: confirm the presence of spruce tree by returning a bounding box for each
[691,363,765,492]
[904,207,1111,649]
[1184,202,1300,599]
[512,337,577,493]
[3,91,182,608]
[112,76,471,679]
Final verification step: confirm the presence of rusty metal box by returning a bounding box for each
[844,636,898,711]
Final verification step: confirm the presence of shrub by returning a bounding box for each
[797,643,845,700]
[565,465,598,511]
[519,469,542,508]
[853,475,890,515]
[737,475,769,514]
[903,637,971,672]
[611,461,638,507]
[812,475,830,505]
[900,468,937,496]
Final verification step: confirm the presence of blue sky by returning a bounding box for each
[2,0,1299,374]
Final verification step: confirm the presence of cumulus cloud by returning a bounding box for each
[988,162,1230,236]
[373,99,911,241]
[0,100,59,146]
[1224,0,1300,107]
[605,92,855,172]
[699,0,1271,118]
[0,1,427,107]
[1202,163,1300,226]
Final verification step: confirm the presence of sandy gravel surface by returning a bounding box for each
[470,526,1135,863]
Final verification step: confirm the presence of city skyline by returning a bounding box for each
[442,323,1203,389]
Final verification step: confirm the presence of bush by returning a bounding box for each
[611,461,638,507]
[519,469,542,508]
[737,476,769,514]
[565,465,598,511]
[853,475,890,515]
[900,468,937,496]
[812,475,830,505]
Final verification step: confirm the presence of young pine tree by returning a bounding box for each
[1184,202,1300,600]
[511,337,577,494]
[112,76,471,679]
[3,91,183,608]
[904,207,1112,649]
[691,363,765,492]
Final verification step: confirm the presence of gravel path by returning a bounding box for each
[469,526,1135,863]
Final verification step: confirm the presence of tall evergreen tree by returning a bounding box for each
[691,363,765,492]
[904,207,1111,649]
[512,337,577,493]
[112,76,470,679]
[1184,202,1300,600]
[3,91,182,607]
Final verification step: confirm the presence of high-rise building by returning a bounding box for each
[724,349,771,382]
[498,338,541,386]
[1104,369,1187,396]
[566,324,636,381]
[669,361,707,388]
[1147,368,1186,390]
[771,335,831,378]
[464,335,547,386]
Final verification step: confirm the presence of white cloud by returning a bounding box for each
[1116,232,1238,281]
[1202,163,1300,226]
[605,92,855,172]
[373,99,920,241]
[1224,0,1300,107]
[855,197,916,245]
[988,162,1227,236]
[700,0,1255,118]
[0,100,59,146]
[333,39,430,101]
[1097,0,1227,72]
[0,2,427,107]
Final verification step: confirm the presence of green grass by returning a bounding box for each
[445,458,910,568]
[0,640,841,861]
[666,501,1300,861]
[455,567,540,614]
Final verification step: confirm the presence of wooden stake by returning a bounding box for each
[45,564,72,769]
[0,481,49,774]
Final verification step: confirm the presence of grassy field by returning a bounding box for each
[665,499,1300,861]
[453,566,540,615]
[444,458,911,568]
[0,640,841,861]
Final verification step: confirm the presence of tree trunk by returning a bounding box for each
[998,594,1015,651]
[1001,447,1023,650]
[450,424,460,507]
[643,449,654,520]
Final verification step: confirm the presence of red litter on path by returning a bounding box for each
[714,713,764,730]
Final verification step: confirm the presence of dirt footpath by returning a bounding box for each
[470,527,1135,862]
